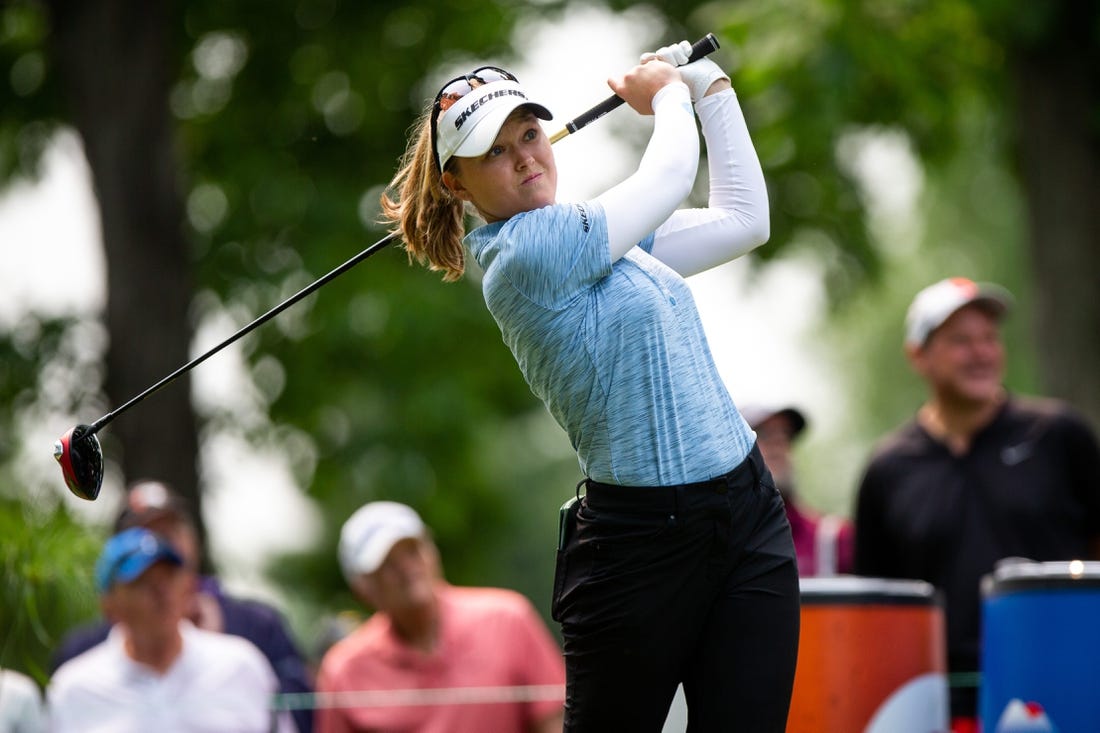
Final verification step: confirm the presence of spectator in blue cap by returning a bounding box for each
[50,479,313,732]
[93,525,184,591]
[47,527,295,732]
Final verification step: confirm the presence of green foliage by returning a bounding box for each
[0,496,102,683]
[0,314,106,482]
[0,0,583,661]
[1,0,1095,671]
[798,101,1039,516]
[0,0,64,185]
[0,318,106,678]
[704,0,1012,301]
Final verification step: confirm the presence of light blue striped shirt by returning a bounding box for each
[467,200,754,486]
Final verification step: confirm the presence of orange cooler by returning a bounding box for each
[787,577,949,733]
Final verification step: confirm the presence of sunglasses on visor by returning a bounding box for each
[430,66,518,172]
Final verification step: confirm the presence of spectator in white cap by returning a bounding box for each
[47,527,294,732]
[852,276,1100,730]
[741,404,853,576]
[315,501,565,733]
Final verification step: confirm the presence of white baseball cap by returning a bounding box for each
[905,277,1012,347]
[433,68,552,172]
[338,501,426,580]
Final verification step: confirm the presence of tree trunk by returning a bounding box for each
[1010,3,1100,431]
[46,0,207,558]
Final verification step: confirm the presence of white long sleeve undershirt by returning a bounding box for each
[595,84,770,277]
[595,82,699,262]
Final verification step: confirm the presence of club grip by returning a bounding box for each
[687,32,721,63]
[555,33,721,140]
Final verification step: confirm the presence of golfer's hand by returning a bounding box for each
[642,39,730,103]
[641,40,692,67]
[608,60,683,116]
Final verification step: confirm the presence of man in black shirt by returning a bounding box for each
[853,277,1100,731]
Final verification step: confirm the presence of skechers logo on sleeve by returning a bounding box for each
[574,203,590,233]
[454,89,529,130]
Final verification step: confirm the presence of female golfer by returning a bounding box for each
[381,42,799,732]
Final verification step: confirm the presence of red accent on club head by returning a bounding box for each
[55,428,79,490]
[54,425,104,501]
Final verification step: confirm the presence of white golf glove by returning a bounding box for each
[641,40,729,103]
[642,40,692,66]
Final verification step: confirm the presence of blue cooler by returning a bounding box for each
[980,560,1100,732]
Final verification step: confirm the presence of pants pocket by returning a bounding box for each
[552,496,581,622]
[551,547,568,622]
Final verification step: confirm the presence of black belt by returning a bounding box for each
[580,442,764,512]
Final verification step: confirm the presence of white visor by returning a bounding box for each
[434,78,552,171]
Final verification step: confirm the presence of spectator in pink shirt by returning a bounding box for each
[743,405,854,576]
[315,501,565,733]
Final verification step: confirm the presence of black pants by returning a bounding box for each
[552,444,800,732]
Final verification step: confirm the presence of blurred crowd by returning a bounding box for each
[3,482,566,733]
[2,276,1097,733]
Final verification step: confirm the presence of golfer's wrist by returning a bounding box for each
[652,81,691,110]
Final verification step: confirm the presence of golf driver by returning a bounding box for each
[55,232,396,500]
[55,33,723,501]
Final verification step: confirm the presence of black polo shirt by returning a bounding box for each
[853,395,1100,717]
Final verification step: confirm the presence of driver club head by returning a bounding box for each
[54,424,104,501]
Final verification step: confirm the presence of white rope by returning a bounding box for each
[274,684,565,711]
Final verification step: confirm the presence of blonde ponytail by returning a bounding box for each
[380,108,469,282]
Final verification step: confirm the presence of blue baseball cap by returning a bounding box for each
[95,527,183,593]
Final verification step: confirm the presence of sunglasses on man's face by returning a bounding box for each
[430,66,518,172]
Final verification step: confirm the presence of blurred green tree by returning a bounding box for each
[671,0,1097,510]
[0,495,101,685]
[0,0,582,673]
[691,0,1098,423]
[1,0,1097,680]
